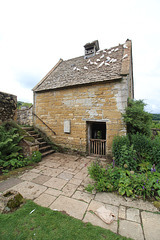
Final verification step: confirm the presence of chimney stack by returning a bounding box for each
[84,40,99,59]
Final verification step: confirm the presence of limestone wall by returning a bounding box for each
[0,91,17,123]
[17,105,33,126]
[34,78,129,154]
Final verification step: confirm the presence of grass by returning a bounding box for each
[0,164,38,181]
[0,200,132,240]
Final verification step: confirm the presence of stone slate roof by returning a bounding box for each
[33,40,132,92]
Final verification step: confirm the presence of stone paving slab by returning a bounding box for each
[118,205,126,219]
[50,195,88,220]
[62,169,76,175]
[72,190,94,203]
[32,175,51,185]
[141,211,160,240]
[33,165,48,171]
[74,171,88,180]
[42,161,61,168]
[63,163,77,170]
[9,181,47,200]
[124,198,158,212]
[58,172,73,181]
[95,192,126,206]
[0,177,23,192]
[119,219,144,240]
[43,177,68,190]
[44,188,62,197]
[69,178,82,185]
[126,208,140,223]
[83,212,118,234]
[30,168,42,173]
[19,172,40,181]
[41,167,62,176]
[95,192,158,212]
[62,183,78,197]
[34,193,56,207]
[50,169,64,177]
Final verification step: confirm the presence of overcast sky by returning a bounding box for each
[0,0,160,113]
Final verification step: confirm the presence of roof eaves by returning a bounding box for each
[32,58,63,91]
[33,76,122,92]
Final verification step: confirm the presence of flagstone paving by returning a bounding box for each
[0,152,160,240]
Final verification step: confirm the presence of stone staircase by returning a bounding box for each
[22,126,55,157]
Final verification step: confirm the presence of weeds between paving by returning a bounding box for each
[0,200,132,240]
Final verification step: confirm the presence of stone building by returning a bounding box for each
[33,40,134,156]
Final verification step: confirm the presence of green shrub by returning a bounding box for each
[130,133,152,162]
[31,151,42,163]
[0,122,39,173]
[0,124,23,171]
[87,161,160,200]
[118,144,137,170]
[151,136,160,171]
[122,98,152,136]
[112,133,160,172]
[152,121,160,129]
[85,184,94,193]
[112,135,130,163]
[112,135,137,170]
[88,161,106,182]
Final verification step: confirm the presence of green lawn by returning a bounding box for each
[0,200,132,240]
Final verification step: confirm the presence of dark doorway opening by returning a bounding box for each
[91,122,106,140]
[87,122,106,156]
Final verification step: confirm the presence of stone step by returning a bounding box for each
[39,145,52,153]
[37,137,44,142]
[23,126,55,158]
[22,126,34,131]
[31,134,39,138]
[27,130,37,135]
[41,149,55,157]
[38,141,47,147]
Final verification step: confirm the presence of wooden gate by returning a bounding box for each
[89,139,106,156]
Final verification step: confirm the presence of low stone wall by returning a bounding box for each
[17,105,33,126]
[0,91,17,123]
[19,139,39,157]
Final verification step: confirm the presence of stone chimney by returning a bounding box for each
[84,40,99,59]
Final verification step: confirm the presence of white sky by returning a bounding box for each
[0,0,160,113]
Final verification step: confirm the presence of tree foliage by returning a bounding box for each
[122,99,152,136]
[152,114,160,121]
[17,101,32,109]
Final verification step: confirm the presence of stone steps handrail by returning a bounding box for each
[33,112,56,135]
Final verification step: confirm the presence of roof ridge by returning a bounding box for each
[63,43,123,62]
[32,58,63,91]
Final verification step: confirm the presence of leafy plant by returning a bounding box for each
[112,132,160,172]
[0,124,23,171]
[118,144,137,171]
[87,161,160,200]
[112,135,130,164]
[85,184,94,193]
[31,151,42,163]
[0,122,39,173]
[122,98,152,136]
